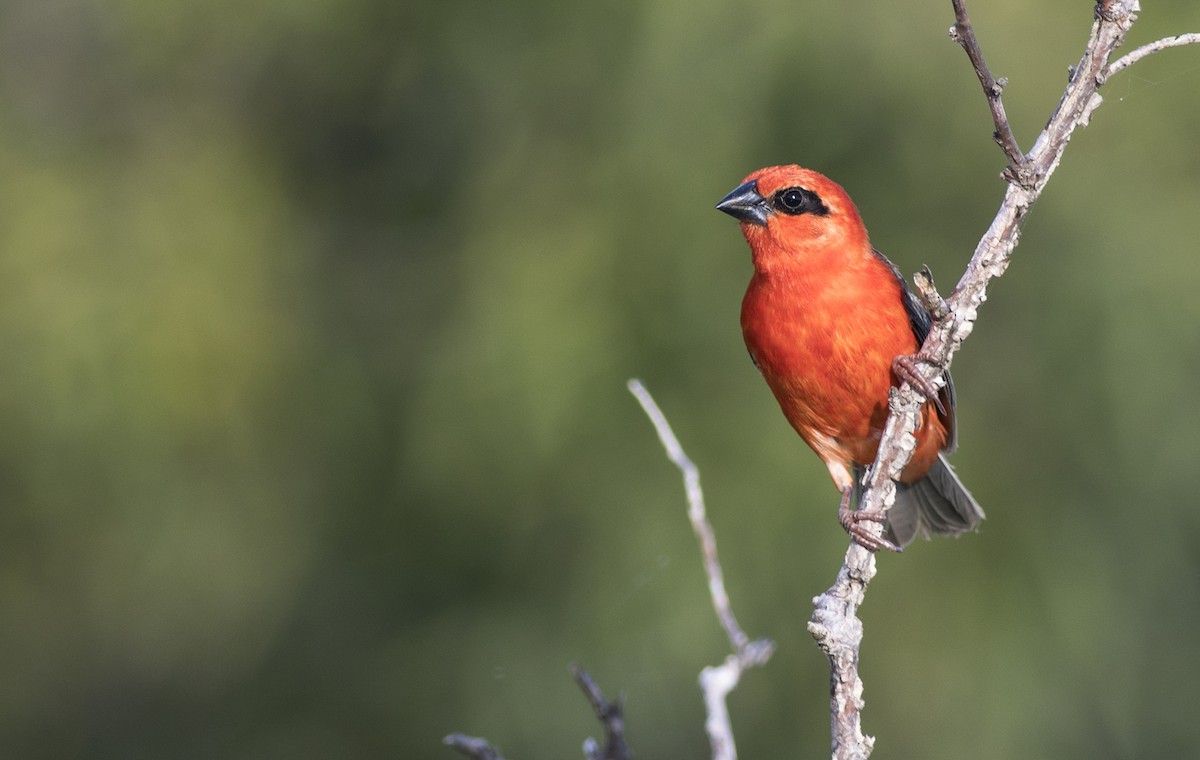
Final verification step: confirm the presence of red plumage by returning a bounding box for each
[717,165,983,550]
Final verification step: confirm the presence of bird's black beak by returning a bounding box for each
[716,180,771,227]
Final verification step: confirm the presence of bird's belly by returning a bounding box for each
[761,347,891,452]
[744,300,915,464]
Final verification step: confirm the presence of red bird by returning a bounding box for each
[717,165,983,551]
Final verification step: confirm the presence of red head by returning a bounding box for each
[716,165,870,272]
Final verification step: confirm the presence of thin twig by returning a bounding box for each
[627,379,746,651]
[913,266,951,322]
[571,665,631,760]
[628,379,774,760]
[444,734,506,760]
[1103,32,1200,81]
[810,2,1194,758]
[949,0,1026,172]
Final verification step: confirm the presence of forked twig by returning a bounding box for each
[572,665,631,760]
[628,379,774,760]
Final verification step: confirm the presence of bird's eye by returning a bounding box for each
[780,189,805,210]
[773,187,829,217]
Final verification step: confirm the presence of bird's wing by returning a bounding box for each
[870,248,958,453]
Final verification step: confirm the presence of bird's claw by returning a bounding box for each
[892,353,946,415]
[838,493,902,553]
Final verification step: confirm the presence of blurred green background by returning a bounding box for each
[2,1,1199,758]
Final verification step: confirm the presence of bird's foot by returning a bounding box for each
[837,490,902,553]
[892,352,946,415]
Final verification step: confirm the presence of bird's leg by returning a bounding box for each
[837,488,901,553]
[827,460,902,553]
[892,352,946,415]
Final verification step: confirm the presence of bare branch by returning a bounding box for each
[1103,32,1200,81]
[628,379,775,760]
[808,544,877,760]
[949,0,1026,172]
[811,1,1180,757]
[446,381,773,760]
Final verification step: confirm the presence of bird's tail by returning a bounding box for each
[856,455,985,549]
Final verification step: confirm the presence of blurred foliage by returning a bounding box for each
[1,0,1199,758]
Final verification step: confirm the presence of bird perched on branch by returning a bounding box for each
[716,165,983,551]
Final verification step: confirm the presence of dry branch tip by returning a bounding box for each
[949,0,1026,173]
[571,665,630,760]
[913,266,950,321]
[444,734,506,760]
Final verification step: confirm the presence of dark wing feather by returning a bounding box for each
[870,248,957,453]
